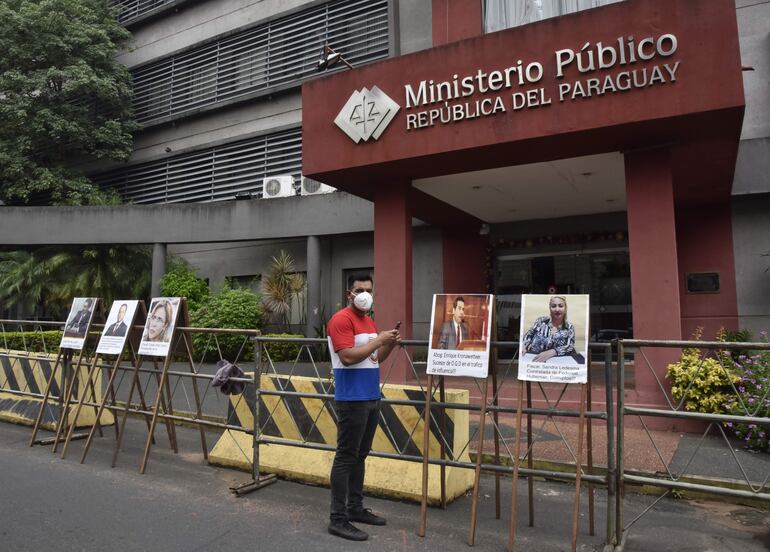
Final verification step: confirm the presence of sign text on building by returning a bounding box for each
[403,33,680,131]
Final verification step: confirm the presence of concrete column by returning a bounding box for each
[306,235,321,338]
[374,181,413,382]
[625,147,681,404]
[676,202,738,339]
[442,229,488,294]
[151,243,167,298]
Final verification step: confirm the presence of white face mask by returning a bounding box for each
[352,291,374,312]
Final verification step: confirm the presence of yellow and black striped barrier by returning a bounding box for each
[209,374,473,504]
[0,351,114,430]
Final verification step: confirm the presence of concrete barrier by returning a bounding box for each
[209,373,473,504]
[0,351,114,430]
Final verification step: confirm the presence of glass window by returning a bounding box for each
[229,274,261,293]
[494,250,632,353]
[483,0,626,33]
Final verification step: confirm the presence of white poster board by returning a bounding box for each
[60,297,98,350]
[426,294,494,378]
[96,300,139,355]
[518,294,590,384]
[137,297,180,357]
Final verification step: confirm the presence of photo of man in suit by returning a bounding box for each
[438,296,470,350]
[104,303,129,337]
[64,298,94,337]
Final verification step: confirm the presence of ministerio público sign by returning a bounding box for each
[335,33,680,142]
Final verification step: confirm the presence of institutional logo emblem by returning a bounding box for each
[334,86,400,143]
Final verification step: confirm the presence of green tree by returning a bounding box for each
[190,283,264,361]
[52,245,152,307]
[0,245,151,318]
[160,260,210,312]
[0,249,69,316]
[0,0,138,205]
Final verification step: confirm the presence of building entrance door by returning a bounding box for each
[494,249,632,358]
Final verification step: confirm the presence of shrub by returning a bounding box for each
[666,328,738,414]
[724,332,770,451]
[261,333,304,363]
[190,284,263,362]
[160,261,209,312]
[0,330,63,353]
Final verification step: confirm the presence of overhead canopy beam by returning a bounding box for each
[0,193,376,246]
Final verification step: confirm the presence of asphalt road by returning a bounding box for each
[0,420,767,552]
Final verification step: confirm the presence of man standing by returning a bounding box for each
[438,296,470,350]
[326,272,400,541]
[105,303,129,337]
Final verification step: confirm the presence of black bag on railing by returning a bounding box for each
[211,359,246,395]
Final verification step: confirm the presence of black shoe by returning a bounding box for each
[348,508,386,526]
[328,520,368,541]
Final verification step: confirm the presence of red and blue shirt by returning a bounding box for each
[327,307,380,401]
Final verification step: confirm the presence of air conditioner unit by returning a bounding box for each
[262,175,295,198]
[300,176,336,196]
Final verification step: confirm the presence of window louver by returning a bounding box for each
[91,128,302,204]
[115,0,178,25]
[132,0,389,126]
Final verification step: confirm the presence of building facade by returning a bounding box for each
[70,1,768,391]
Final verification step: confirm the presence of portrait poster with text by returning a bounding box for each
[427,294,494,378]
[96,300,139,355]
[138,297,180,357]
[60,297,98,350]
[518,294,590,384]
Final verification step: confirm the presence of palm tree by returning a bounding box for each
[53,245,152,309]
[0,249,70,318]
[261,250,306,331]
[290,271,307,326]
[0,245,151,319]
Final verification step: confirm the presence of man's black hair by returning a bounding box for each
[453,296,465,308]
[347,272,373,290]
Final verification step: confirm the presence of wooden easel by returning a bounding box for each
[109,325,175,467]
[419,302,508,541]
[29,299,100,448]
[508,360,592,552]
[28,347,67,445]
[60,301,145,462]
[139,298,207,473]
[467,355,513,545]
[418,373,440,537]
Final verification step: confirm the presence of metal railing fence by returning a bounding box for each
[613,338,770,551]
[2,319,769,551]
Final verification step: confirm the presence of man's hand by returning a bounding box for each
[337,329,400,366]
[377,329,399,346]
[533,349,557,363]
[376,329,401,363]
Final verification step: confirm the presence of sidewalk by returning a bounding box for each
[471,413,770,487]
[1,420,768,552]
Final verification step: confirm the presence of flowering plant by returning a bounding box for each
[724,331,770,452]
[666,328,737,414]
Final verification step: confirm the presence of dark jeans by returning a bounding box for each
[330,399,380,522]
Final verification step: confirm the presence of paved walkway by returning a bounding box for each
[1,420,768,552]
[472,415,770,486]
